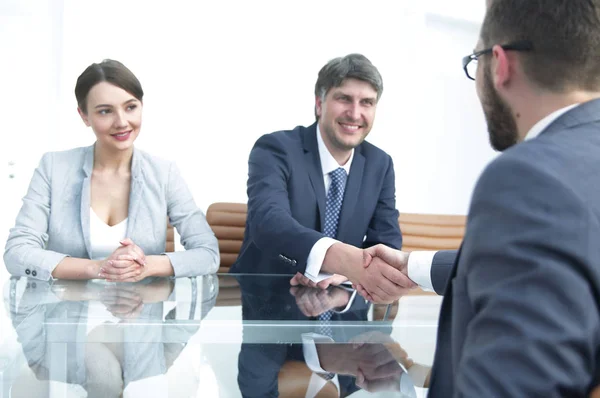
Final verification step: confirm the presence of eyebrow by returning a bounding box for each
[94,99,138,109]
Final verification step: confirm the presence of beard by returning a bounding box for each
[481,65,519,151]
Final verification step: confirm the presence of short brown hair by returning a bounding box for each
[314,54,383,119]
[481,0,600,92]
[75,59,143,113]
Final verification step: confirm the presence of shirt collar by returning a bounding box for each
[316,125,354,176]
[524,103,579,141]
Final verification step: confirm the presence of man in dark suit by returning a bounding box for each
[356,0,600,396]
[230,54,414,302]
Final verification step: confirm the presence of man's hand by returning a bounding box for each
[289,285,351,317]
[355,245,415,303]
[289,272,348,289]
[365,245,410,273]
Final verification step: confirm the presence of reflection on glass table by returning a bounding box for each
[0,273,440,397]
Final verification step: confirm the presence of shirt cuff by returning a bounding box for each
[407,251,437,292]
[400,372,418,397]
[305,237,338,282]
[302,332,335,373]
[332,289,357,314]
[407,363,431,388]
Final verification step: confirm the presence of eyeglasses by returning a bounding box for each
[462,40,534,81]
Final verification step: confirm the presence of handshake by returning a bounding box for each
[290,243,417,304]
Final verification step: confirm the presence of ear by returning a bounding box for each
[77,107,91,127]
[315,95,323,118]
[491,44,512,89]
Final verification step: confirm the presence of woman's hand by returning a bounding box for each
[98,239,149,282]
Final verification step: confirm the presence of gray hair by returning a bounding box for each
[314,53,383,119]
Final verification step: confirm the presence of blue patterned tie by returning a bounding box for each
[318,167,347,337]
[323,168,347,239]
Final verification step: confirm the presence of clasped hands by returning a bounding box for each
[290,244,415,304]
[97,238,149,283]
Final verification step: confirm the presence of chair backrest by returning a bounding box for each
[399,213,466,252]
[166,221,175,252]
[206,202,248,272]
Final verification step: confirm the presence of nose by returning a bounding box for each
[346,102,361,122]
[113,110,128,128]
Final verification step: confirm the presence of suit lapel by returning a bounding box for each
[336,149,364,241]
[302,124,327,229]
[80,146,94,259]
[126,147,143,240]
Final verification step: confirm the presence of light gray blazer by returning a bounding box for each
[4,145,220,280]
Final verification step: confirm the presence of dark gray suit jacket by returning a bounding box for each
[428,100,600,397]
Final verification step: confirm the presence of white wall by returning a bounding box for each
[4,0,494,217]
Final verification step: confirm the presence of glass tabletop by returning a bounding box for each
[0,273,442,397]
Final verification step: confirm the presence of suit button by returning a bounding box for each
[25,269,31,275]
[32,270,37,277]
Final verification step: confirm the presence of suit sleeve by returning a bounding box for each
[164,161,220,276]
[3,152,68,280]
[431,250,457,294]
[246,134,324,272]
[363,155,402,249]
[453,156,600,397]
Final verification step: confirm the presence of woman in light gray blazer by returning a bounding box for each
[3,60,219,282]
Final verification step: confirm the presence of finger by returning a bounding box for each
[356,284,375,302]
[380,264,417,289]
[107,260,137,269]
[106,269,143,282]
[362,250,373,268]
[116,254,136,261]
[364,245,406,270]
[102,263,140,276]
[119,238,134,246]
[290,273,303,286]
[130,245,146,265]
[102,294,141,309]
[317,274,348,289]
[295,274,316,288]
[356,369,365,386]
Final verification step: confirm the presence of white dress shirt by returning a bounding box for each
[407,103,581,291]
[304,126,354,282]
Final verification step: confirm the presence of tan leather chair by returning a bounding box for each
[373,213,466,320]
[166,221,175,252]
[206,203,248,307]
[592,385,600,398]
[206,202,248,272]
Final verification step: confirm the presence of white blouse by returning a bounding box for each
[89,208,128,260]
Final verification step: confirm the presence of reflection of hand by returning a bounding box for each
[100,285,144,319]
[317,332,414,393]
[289,272,348,289]
[289,285,350,317]
[354,245,416,303]
[317,337,405,383]
[99,239,148,282]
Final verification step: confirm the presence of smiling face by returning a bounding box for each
[316,78,378,157]
[78,82,142,152]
